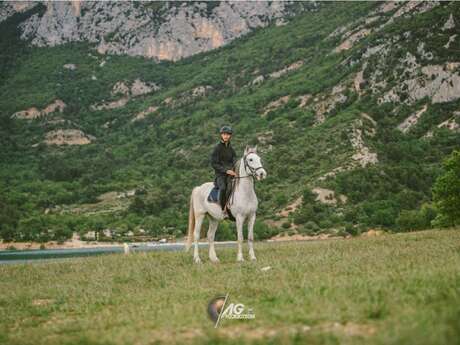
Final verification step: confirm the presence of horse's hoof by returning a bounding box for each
[210,258,220,264]
[250,256,257,261]
[237,256,245,262]
[194,257,202,264]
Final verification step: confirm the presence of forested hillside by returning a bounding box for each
[1,1,459,242]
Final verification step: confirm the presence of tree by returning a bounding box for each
[0,196,20,241]
[433,150,460,227]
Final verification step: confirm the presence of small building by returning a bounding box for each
[103,229,113,238]
[83,231,96,240]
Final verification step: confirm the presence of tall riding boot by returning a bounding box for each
[218,188,227,210]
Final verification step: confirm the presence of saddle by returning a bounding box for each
[207,186,220,203]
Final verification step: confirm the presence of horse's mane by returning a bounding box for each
[229,148,257,205]
[231,157,244,197]
[234,158,242,176]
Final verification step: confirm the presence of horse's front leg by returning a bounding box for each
[207,219,219,263]
[247,213,257,261]
[236,214,245,262]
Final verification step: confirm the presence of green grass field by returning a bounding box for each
[1,229,459,345]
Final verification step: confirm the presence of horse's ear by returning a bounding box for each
[244,145,249,155]
[254,145,258,152]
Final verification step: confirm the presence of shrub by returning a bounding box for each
[298,226,315,236]
[396,204,437,232]
[293,205,315,225]
[253,220,278,240]
[275,194,288,207]
[304,221,320,231]
[293,212,308,225]
[282,221,291,229]
[336,228,348,237]
[433,150,460,226]
[215,221,236,241]
[319,219,333,229]
[302,189,317,204]
[396,210,424,231]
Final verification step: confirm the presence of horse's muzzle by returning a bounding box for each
[256,169,267,181]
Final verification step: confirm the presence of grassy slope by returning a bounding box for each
[0,2,459,240]
[1,229,459,345]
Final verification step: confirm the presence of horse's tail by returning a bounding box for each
[185,189,195,252]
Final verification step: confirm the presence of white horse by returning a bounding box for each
[185,146,267,263]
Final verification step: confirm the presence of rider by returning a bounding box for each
[211,125,237,216]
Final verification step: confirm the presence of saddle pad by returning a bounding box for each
[207,186,220,203]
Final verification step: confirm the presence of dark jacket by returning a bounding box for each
[211,141,237,175]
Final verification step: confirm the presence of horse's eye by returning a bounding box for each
[249,158,253,161]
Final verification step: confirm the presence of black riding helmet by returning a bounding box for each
[220,125,233,134]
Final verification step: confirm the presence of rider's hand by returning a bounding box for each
[226,170,236,176]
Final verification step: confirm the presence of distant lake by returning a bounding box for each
[0,242,236,265]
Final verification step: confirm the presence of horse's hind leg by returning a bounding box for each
[207,218,219,263]
[193,214,205,264]
[248,213,257,261]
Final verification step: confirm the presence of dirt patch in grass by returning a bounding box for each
[32,299,54,307]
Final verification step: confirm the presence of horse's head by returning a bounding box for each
[243,145,267,181]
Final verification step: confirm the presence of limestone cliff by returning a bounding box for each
[1,1,315,61]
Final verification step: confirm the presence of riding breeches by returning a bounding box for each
[214,174,232,210]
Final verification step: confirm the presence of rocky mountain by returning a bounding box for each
[0,1,459,242]
[1,1,315,61]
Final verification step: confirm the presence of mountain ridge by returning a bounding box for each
[1,1,316,61]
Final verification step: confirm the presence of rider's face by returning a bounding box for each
[221,133,231,142]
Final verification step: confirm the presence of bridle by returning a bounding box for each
[234,154,264,179]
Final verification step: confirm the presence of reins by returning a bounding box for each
[227,155,262,207]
